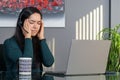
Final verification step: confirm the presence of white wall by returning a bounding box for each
[111,0,120,27]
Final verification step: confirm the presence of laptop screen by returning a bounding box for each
[66,40,111,75]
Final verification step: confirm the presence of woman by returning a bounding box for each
[3,7,54,72]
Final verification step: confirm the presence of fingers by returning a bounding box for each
[23,19,28,31]
[22,27,29,33]
[41,20,44,28]
[37,20,45,39]
[23,19,31,33]
[40,20,44,31]
[22,19,31,38]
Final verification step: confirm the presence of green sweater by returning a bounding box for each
[3,37,54,72]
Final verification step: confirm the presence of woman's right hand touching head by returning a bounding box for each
[22,19,31,38]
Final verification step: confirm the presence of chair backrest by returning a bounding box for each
[0,44,6,71]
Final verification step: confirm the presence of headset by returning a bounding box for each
[18,10,29,33]
[18,10,25,27]
[18,15,22,27]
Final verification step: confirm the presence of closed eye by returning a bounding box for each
[28,19,41,25]
[28,20,35,24]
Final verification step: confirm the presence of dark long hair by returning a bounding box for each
[14,7,43,64]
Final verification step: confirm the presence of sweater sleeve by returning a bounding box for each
[39,39,54,67]
[4,38,33,64]
[23,38,33,58]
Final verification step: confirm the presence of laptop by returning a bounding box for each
[45,40,111,76]
[66,74,106,80]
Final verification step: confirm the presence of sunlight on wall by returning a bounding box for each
[43,38,55,71]
[75,5,103,40]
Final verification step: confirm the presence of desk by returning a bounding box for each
[0,71,119,80]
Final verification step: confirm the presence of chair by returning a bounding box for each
[0,44,6,71]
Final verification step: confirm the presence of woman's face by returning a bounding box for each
[27,13,42,36]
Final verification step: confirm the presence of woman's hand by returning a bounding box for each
[22,19,31,38]
[37,20,45,40]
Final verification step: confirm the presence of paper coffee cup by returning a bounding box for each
[19,57,32,75]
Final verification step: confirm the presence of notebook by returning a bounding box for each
[45,40,111,76]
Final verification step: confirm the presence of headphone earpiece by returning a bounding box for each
[18,11,24,27]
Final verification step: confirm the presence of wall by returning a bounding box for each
[111,0,120,27]
[0,0,109,71]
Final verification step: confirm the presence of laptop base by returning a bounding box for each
[45,71,106,77]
